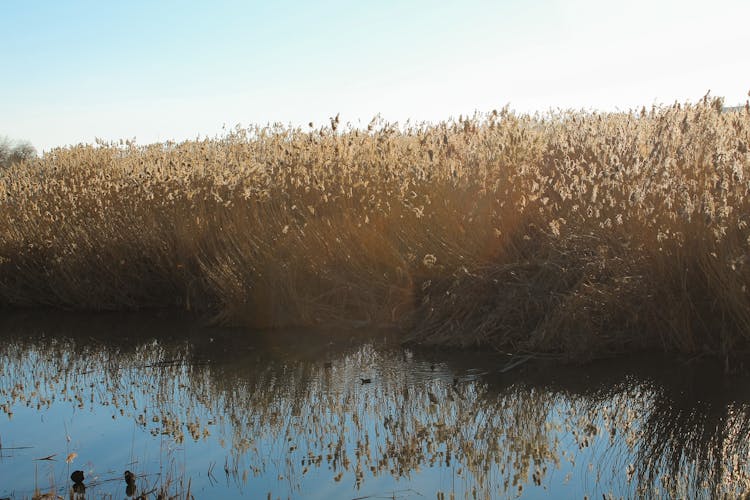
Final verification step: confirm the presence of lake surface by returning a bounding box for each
[0,312,749,499]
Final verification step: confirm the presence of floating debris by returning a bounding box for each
[70,470,84,484]
[124,470,136,484]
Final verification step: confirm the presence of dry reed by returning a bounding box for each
[1,94,749,360]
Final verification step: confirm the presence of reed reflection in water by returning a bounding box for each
[0,312,748,499]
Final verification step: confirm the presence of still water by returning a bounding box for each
[0,312,748,499]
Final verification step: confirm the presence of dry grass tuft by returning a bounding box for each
[2,94,750,359]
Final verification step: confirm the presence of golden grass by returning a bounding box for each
[1,94,749,359]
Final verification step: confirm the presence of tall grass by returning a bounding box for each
[1,94,749,359]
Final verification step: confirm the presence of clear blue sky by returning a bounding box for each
[2,0,748,151]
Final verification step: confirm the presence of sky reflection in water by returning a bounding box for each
[0,312,749,499]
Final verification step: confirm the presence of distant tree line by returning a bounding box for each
[0,136,36,169]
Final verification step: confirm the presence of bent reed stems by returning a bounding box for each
[1,94,749,360]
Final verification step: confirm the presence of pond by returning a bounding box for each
[0,311,748,499]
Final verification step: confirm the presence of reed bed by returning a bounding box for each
[1,95,749,359]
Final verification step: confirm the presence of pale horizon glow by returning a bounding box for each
[1,0,748,152]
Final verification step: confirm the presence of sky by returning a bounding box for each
[1,0,748,152]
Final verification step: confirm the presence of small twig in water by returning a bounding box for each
[207,461,217,485]
[499,354,533,373]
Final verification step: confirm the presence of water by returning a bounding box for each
[0,312,748,499]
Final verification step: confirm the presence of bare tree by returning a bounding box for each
[0,136,37,169]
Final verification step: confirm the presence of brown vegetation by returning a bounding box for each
[1,95,749,359]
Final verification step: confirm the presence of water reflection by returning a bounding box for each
[0,312,748,499]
